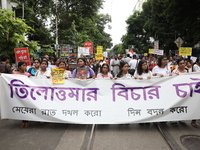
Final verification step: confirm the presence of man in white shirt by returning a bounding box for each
[129,55,138,70]
[110,56,114,76]
[123,54,132,64]
[128,55,138,75]
[193,59,200,72]
[111,55,120,77]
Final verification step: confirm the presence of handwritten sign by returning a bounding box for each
[149,49,154,54]
[96,46,103,54]
[60,45,69,57]
[52,68,65,84]
[154,49,164,55]
[78,47,90,57]
[14,47,31,66]
[179,47,192,56]
[95,53,104,60]
[84,42,93,54]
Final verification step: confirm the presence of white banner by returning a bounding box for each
[1,73,200,124]
[153,49,164,55]
[78,47,90,57]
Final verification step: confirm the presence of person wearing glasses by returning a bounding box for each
[173,58,199,128]
[28,59,41,76]
[170,58,188,125]
[134,60,152,80]
[172,58,188,74]
[152,56,172,77]
[115,62,132,79]
[152,56,172,124]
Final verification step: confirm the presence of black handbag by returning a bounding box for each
[128,69,135,75]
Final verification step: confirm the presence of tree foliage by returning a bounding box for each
[0,8,37,61]
[122,0,200,54]
[14,0,112,50]
[110,44,123,55]
[15,0,54,44]
[54,0,112,50]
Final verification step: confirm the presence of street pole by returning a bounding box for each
[22,1,24,19]
[55,0,59,57]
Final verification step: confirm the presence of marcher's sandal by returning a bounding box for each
[191,121,199,128]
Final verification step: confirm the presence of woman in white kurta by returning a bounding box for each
[36,60,51,78]
[134,60,152,80]
[152,56,172,77]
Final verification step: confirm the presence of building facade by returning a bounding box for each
[1,0,12,10]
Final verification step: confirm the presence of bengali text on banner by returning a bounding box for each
[0,73,200,124]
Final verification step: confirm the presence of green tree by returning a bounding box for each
[53,0,112,50]
[122,11,149,54]
[122,0,200,55]
[15,0,54,44]
[14,0,112,50]
[110,44,124,55]
[0,9,37,61]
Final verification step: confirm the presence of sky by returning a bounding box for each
[100,0,137,47]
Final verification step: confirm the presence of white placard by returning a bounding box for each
[191,56,197,63]
[153,49,164,55]
[103,52,108,58]
[78,47,90,57]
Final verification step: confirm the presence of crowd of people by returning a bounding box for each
[0,53,200,128]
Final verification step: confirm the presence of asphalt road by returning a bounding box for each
[1,117,200,150]
[1,101,200,150]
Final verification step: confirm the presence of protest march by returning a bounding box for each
[0,53,200,128]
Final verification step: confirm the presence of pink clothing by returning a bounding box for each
[172,69,187,74]
[13,71,30,76]
[97,73,113,78]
